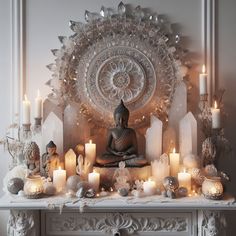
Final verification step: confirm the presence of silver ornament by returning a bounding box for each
[118,188,129,197]
[85,188,96,198]
[7,178,24,194]
[163,176,179,191]
[177,187,188,197]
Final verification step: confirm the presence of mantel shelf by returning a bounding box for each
[1,193,236,211]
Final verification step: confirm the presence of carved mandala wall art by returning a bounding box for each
[47,2,188,128]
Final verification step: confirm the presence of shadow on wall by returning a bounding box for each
[217,75,236,236]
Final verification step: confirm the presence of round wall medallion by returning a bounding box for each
[47,2,186,128]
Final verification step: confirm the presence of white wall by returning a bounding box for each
[0,0,236,235]
[0,0,11,234]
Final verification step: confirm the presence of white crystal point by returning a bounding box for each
[179,112,197,159]
[42,112,63,155]
[168,81,187,150]
[118,1,126,15]
[65,149,76,159]
[145,115,163,161]
[65,149,77,176]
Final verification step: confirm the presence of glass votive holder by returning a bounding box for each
[24,175,44,199]
[202,177,223,200]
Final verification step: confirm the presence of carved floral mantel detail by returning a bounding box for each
[48,212,187,235]
[47,2,189,128]
[199,210,227,236]
[7,210,37,236]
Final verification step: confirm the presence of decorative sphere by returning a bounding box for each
[7,178,24,194]
[76,181,90,198]
[177,187,188,197]
[43,182,57,195]
[118,188,129,197]
[66,175,81,192]
[183,154,199,168]
[85,188,96,198]
[163,176,179,191]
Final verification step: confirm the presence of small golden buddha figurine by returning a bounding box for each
[96,100,148,167]
[40,141,60,178]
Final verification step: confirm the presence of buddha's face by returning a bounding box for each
[114,113,128,128]
[47,147,56,155]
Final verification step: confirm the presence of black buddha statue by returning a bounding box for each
[96,100,148,167]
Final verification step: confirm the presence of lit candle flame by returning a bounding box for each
[202,64,206,73]
[24,94,28,101]
[58,166,61,170]
[214,101,218,109]
[89,140,92,144]
[173,148,176,154]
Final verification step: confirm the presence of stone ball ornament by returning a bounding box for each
[7,178,24,194]
[46,1,189,128]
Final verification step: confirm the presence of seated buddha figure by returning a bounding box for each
[96,100,148,167]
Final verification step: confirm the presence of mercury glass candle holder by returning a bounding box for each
[24,175,44,199]
[202,177,224,200]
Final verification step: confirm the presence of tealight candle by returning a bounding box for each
[178,169,191,193]
[53,166,66,193]
[85,140,96,165]
[88,170,100,192]
[169,148,180,177]
[202,177,223,200]
[143,178,156,196]
[22,94,31,124]
[34,89,43,119]
[199,64,207,95]
[211,101,221,129]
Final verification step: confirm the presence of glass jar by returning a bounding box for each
[24,175,44,199]
[202,177,223,200]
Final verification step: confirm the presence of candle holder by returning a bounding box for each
[24,175,44,199]
[32,118,42,134]
[202,177,223,200]
[21,124,32,140]
[34,117,42,126]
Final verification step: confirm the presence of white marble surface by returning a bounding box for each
[0,193,235,211]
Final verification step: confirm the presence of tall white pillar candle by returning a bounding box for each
[53,167,66,192]
[169,148,180,177]
[211,101,221,129]
[199,65,207,95]
[85,140,96,165]
[178,170,191,193]
[34,89,43,118]
[22,94,31,124]
[88,170,100,192]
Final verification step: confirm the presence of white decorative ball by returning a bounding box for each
[183,154,199,168]
[66,175,81,192]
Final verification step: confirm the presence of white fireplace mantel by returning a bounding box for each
[0,193,235,236]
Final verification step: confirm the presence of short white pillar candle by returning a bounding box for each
[178,170,191,193]
[88,170,100,192]
[53,167,66,193]
[143,178,156,196]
